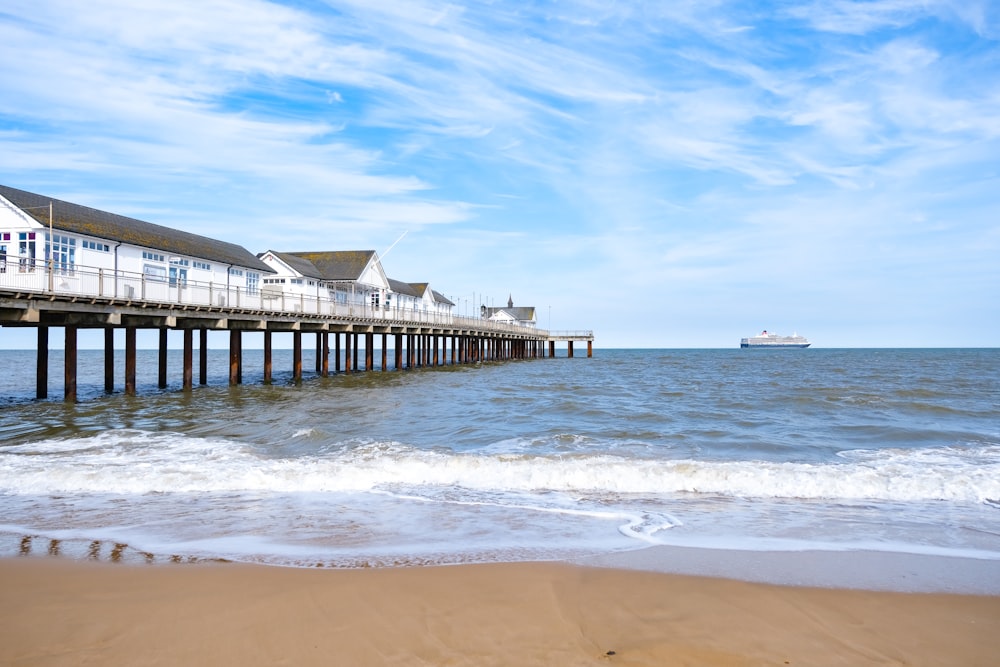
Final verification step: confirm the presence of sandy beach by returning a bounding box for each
[2,557,998,667]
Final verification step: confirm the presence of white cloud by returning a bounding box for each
[0,0,997,346]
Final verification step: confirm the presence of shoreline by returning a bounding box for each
[7,528,999,595]
[577,544,1000,595]
[2,556,998,667]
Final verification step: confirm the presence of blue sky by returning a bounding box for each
[1,0,998,348]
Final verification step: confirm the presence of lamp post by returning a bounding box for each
[48,201,53,292]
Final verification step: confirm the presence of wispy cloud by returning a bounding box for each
[0,0,997,346]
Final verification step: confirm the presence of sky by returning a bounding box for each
[1,0,998,348]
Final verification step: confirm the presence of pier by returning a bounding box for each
[0,184,593,402]
[0,279,594,402]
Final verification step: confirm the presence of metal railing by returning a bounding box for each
[0,262,548,337]
[547,330,594,339]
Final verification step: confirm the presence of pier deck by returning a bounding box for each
[1,280,592,402]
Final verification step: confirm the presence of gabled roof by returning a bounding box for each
[259,251,325,280]
[387,278,422,298]
[485,306,536,321]
[431,290,454,306]
[284,250,377,282]
[0,184,273,273]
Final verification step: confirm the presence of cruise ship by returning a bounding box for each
[740,330,811,348]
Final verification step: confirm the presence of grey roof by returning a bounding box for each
[260,251,325,280]
[431,290,454,306]
[279,250,377,282]
[387,278,422,298]
[0,184,273,273]
[485,306,536,321]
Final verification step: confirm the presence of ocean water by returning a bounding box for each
[0,347,998,571]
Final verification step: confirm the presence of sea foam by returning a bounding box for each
[2,430,997,505]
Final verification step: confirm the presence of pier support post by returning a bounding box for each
[158,328,168,389]
[381,333,387,371]
[199,329,208,385]
[335,333,341,373]
[395,334,403,370]
[549,340,555,358]
[64,325,77,403]
[125,327,137,396]
[322,333,330,377]
[587,340,593,358]
[263,331,272,384]
[344,333,352,372]
[366,333,374,371]
[229,330,241,385]
[104,328,115,393]
[183,329,193,390]
[293,331,302,382]
[36,326,48,399]
[568,341,574,358]
[315,333,322,374]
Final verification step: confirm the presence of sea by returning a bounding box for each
[1,347,998,586]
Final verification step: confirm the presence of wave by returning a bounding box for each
[1,430,998,504]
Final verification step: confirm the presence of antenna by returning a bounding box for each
[380,230,408,259]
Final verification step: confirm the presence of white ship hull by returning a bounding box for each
[740,331,810,348]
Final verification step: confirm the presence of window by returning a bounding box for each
[247,272,259,295]
[82,240,110,252]
[370,291,380,308]
[169,266,187,287]
[142,251,165,262]
[169,258,190,267]
[144,264,166,282]
[0,243,6,273]
[193,261,211,270]
[46,233,76,275]
[18,232,36,272]
[290,278,303,285]
[229,268,244,277]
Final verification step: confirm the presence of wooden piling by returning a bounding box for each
[323,332,330,377]
[315,333,322,374]
[64,325,77,403]
[293,331,302,382]
[229,330,241,385]
[263,330,272,384]
[199,329,208,385]
[158,328,168,389]
[344,333,352,372]
[366,332,374,371]
[36,326,48,400]
[183,329,193,390]
[335,333,341,373]
[104,328,115,394]
[125,327,137,396]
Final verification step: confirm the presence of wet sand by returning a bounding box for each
[2,557,998,666]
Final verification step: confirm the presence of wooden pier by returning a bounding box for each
[1,289,594,402]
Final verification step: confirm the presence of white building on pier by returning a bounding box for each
[0,184,273,304]
[483,296,537,328]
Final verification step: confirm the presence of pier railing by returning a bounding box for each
[0,262,546,337]
[546,330,594,340]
